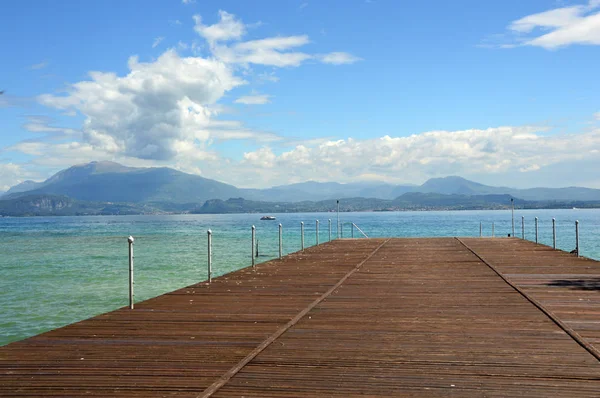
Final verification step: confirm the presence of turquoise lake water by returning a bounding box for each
[1,209,599,346]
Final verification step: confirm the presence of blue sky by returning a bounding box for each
[1,0,599,190]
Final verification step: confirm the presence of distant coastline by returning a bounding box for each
[1,194,599,217]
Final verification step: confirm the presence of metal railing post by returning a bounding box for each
[127,236,134,309]
[511,198,515,237]
[279,224,283,259]
[300,221,304,251]
[351,223,354,238]
[535,217,538,244]
[479,222,482,238]
[492,222,495,237]
[316,220,319,245]
[522,216,525,240]
[207,230,212,282]
[575,220,580,257]
[341,222,343,238]
[552,218,556,249]
[336,200,340,239]
[328,219,331,241]
[251,225,256,268]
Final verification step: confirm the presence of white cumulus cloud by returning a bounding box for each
[193,11,246,44]
[6,123,600,189]
[319,52,362,65]
[499,1,600,49]
[16,9,361,182]
[0,163,36,192]
[22,115,78,136]
[193,11,360,67]
[27,9,361,167]
[243,146,277,168]
[237,126,600,187]
[234,94,271,105]
[211,35,313,67]
[38,50,244,161]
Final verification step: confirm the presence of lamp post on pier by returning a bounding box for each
[511,198,515,237]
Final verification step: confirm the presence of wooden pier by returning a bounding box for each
[2,238,600,397]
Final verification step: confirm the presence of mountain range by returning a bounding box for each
[1,161,600,216]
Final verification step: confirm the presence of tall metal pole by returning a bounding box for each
[300,221,304,251]
[328,219,331,241]
[278,223,283,259]
[316,220,319,245]
[336,200,340,239]
[552,218,556,249]
[207,230,212,282]
[492,222,495,237]
[575,220,580,257]
[521,216,525,240]
[535,217,538,244]
[479,222,482,238]
[251,225,256,268]
[127,236,134,310]
[511,198,515,237]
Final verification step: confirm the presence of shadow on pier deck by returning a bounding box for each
[2,238,600,397]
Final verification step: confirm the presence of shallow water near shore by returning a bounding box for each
[1,209,599,346]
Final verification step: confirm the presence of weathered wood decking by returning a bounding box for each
[2,238,600,397]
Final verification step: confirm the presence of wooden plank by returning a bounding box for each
[212,238,600,397]
[461,237,600,360]
[2,238,600,397]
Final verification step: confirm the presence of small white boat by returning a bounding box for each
[260,215,276,220]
